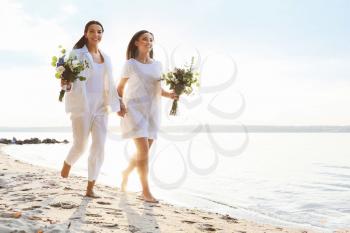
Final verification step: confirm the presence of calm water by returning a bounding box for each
[1,131,349,232]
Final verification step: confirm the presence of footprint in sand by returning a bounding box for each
[86,213,102,217]
[106,209,123,216]
[0,211,22,218]
[85,220,119,228]
[145,213,164,217]
[181,220,197,224]
[22,205,41,211]
[221,214,238,223]
[20,188,31,191]
[198,223,221,232]
[38,194,49,198]
[27,216,42,221]
[47,181,58,187]
[96,201,111,205]
[103,223,119,228]
[49,201,78,209]
[11,196,36,202]
[148,204,161,208]
[127,225,141,233]
[85,220,104,224]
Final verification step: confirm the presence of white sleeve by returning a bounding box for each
[121,60,132,78]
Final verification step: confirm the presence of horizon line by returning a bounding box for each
[1,125,350,133]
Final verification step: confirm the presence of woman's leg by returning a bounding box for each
[121,139,153,191]
[61,115,90,178]
[86,114,108,197]
[133,137,157,202]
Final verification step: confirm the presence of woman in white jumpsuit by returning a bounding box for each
[117,30,178,203]
[60,21,122,197]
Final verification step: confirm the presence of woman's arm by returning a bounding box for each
[117,78,128,98]
[161,88,169,98]
[117,78,128,117]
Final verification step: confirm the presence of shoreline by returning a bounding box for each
[0,144,322,233]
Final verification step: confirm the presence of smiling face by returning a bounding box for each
[84,24,103,46]
[135,32,154,54]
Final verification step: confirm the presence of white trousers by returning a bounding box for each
[65,113,108,181]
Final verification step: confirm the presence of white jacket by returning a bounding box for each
[65,45,120,114]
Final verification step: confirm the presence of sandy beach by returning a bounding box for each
[0,144,328,233]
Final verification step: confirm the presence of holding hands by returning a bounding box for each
[118,100,127,117]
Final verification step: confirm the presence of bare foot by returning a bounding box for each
[140,193,159,203]
[60,161,71,178]
[121,171,128,192]
[85,190,100,198]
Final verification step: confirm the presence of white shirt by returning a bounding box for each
[86,62,105,94]
[64,45,121,114]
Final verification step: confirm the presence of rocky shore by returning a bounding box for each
[0,137,69,145]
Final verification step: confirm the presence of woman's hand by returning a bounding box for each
[61,79,71,87]
[61,79,72,91]
[161,88,179,100]
[117,101,127,117]
[168,91,179,100]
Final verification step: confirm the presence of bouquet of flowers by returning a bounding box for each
[162,57,200,115]
[51,45,89,102]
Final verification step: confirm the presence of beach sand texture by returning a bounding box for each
[0,144,326,233]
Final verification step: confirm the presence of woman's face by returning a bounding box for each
[135,32,153,54]
[85,24,103,46]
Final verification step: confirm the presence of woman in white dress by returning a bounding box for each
[60,20,122,197]
[117,30,178,202]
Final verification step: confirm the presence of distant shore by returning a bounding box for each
[1,125,350,133]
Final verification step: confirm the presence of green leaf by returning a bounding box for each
[61,49,66,54]
[55,73,61,79]
[51,62,57,67]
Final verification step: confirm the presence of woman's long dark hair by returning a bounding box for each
[126,30,154,59]
[73,20,104,49]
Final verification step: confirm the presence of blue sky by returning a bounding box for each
[1,0,350,127]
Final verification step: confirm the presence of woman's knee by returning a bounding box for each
[72,141,87,154]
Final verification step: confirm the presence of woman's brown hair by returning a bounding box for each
[126,30,154,59]
[73,20,104,49]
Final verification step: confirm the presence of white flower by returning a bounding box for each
[171,75,177,83]
[56,66,65,74]
[72,60,80,68]
[67,50,77,63]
